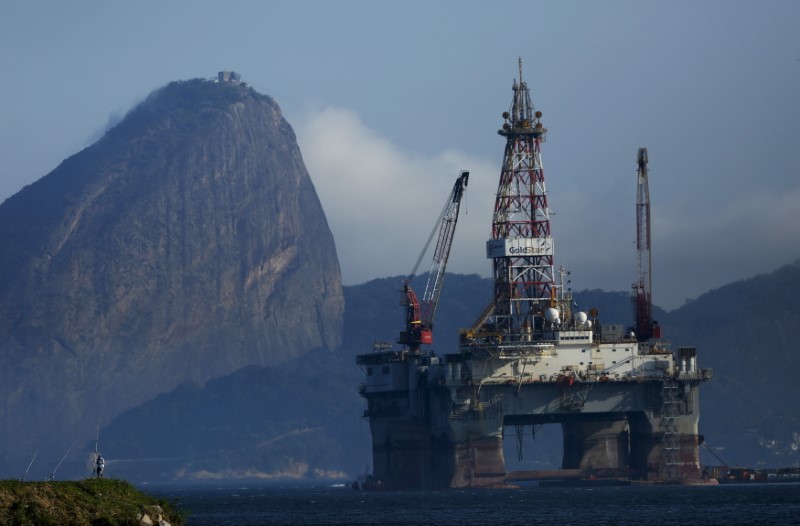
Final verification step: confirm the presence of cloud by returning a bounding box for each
[296,107,497,285]
[652,186,800,307]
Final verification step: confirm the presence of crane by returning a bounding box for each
[399,171,469,352]
[633,148,660,341]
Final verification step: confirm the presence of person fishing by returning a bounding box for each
[95,454,105,478]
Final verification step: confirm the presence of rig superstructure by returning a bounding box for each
[357,61,711,488]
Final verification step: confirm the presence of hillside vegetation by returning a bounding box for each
[0,478,183,526]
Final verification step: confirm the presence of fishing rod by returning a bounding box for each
[20,450,37,482]
[90,420,101,478]
[47,439,78,481]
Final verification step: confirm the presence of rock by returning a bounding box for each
[0,78,344,469]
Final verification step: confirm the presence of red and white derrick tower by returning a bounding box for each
[486,59,556,339]
[633,148,659,341]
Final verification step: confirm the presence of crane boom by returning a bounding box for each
[633,148,659,341]
[421,171,469,325]
[399,171,469,351]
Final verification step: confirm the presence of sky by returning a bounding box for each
[1,1,798,310]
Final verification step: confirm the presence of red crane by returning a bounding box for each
[633,148,660,341]
[399,171,469,352]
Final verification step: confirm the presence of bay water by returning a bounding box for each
[149,482,800,525]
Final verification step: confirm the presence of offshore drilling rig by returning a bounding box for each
[357,61,712,488]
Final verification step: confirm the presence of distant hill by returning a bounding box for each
[97,349,368,482]
[662,260,800,467]
[0,78,343,477]
[96,263,800,480]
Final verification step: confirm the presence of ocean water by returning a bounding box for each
[149,482,800,526]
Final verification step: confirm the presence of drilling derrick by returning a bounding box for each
[487,59,555,338]
[633,148,659,341]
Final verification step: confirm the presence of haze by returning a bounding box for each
[2,1,798,309]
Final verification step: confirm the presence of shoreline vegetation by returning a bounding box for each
[0,478,184,526]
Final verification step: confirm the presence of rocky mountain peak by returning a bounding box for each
[0,77,344,469]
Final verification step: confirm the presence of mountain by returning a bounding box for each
[0,77,344,475]
[662,260,800,467]
[97,349,369,482]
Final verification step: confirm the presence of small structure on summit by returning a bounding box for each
[218,70,242,83]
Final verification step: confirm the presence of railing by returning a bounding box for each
[676,368,713,381]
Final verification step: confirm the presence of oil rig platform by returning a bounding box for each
[356,61,712,489]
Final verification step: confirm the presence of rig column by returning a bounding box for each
[561,419,630,471]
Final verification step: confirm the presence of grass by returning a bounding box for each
[0,478,185,526]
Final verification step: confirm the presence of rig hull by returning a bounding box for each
[358,338,711,489]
